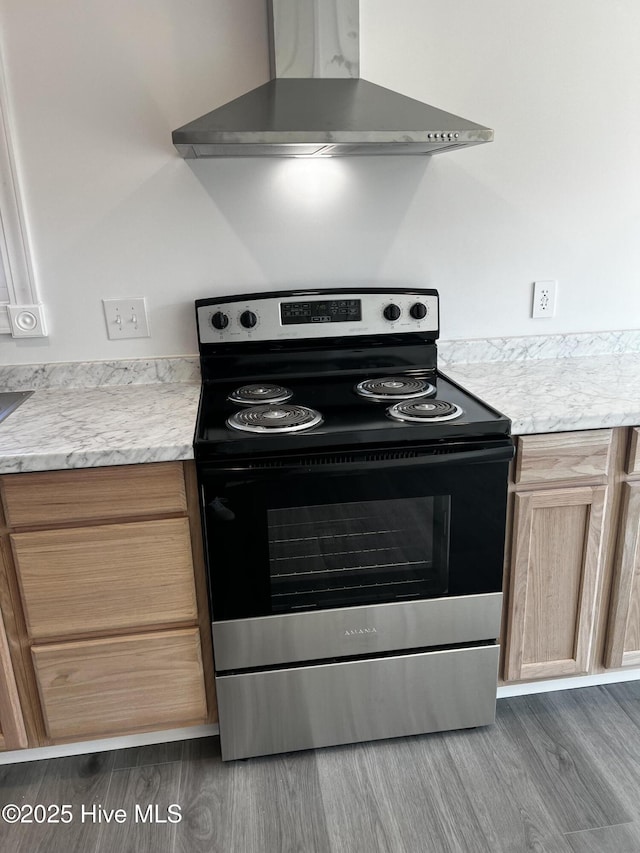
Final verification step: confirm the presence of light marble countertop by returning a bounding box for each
[445,353,640,435]
[0,383,200,474]
[1,346,639,474]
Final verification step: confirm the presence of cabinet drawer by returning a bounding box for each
[1,462,187,528]
[515,430,612,485]
[12,518,198,639]
[627,428,640,476]
[32,628,207,741]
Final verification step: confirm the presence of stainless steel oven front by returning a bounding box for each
[199,437,512,760]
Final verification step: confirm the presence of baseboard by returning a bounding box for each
[497,666,640,698]
[0,723,219,766]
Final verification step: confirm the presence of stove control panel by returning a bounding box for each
[197,291,439,344]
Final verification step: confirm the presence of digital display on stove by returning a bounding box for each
[280,299,362,325]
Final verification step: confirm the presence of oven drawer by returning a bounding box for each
[212,592,502,671]
[216,643,500,760]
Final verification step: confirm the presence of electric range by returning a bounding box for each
[193,287,513,760]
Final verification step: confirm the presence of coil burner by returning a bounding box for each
[227,383,293,405]
[355,376,436,401]
[227,404,323,434]
[387,399,463,423]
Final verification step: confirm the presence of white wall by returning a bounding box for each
[0,0,639,364]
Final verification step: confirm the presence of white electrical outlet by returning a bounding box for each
[103,298,150,339]
[531,280,557,318]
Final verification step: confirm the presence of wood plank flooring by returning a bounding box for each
[3,683,640,852]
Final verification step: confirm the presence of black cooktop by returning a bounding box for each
[194,288,511,461]
[195,370,510,460]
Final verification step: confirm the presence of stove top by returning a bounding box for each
[195,370,509,459]
[193,287,511,461]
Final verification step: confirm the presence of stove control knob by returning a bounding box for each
[211,311,229,330]
[383,304,401,322]
[410,302,428,320]
[240,310,257,329]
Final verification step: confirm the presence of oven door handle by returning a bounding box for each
[212,443,514,476]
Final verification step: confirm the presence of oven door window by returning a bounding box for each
[267,496,450,612]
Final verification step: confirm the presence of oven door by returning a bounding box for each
[199,439,513,623]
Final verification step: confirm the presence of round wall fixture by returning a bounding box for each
[7,304,48,338]
[15,311,37,331]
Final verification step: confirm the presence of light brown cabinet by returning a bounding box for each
[626,428,640,477]
[0,505,28,751]
[605,430,640,669]
[513,429,613,486]
[32,628,206,741]
[504,430,614,682]
[13,518,198,640]
[504,426,640,685]
[1,462,188,527]
[504,484,607,680]
[0,601,27,750]
[0,461,214,749]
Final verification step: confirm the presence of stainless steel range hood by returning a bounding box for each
[172,0,493,159]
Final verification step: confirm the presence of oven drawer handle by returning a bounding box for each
[214,443,514,475]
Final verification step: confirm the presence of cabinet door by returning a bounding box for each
[504,486,607,681]
[0,605,27,750]
[32,628,207,741]
[605,482,640,668]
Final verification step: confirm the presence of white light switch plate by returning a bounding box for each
[103,298,150,339]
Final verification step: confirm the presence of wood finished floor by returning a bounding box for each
[3,683,640,852]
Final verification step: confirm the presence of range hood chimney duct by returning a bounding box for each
[172,0,493,159]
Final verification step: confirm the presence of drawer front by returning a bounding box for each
[627,428,640,477]
[1,462,187,528]
[13,518,198,639]
[515,430,612,485]
[216,644,499,760]
[32,628,207,741]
